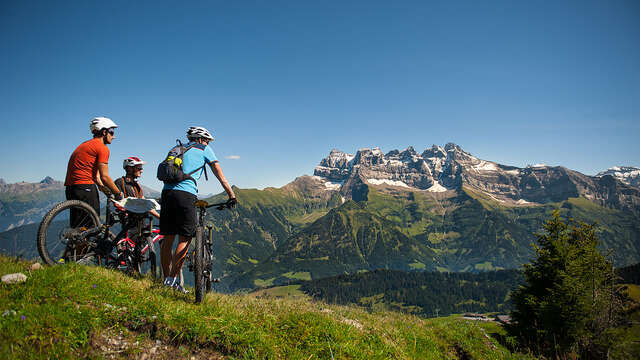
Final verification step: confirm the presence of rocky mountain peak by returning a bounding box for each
[40,176,55,185]
[444,142,461,152]
[312,145,640,214]
[0,178,5,185]
[352,147,385,167]
[596,166,640,187]
[421,145,446,159]
[398,146,419,162]
[443,143,475,163]
[318,149,354,169]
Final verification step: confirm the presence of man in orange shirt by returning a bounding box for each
[65,117,123,226]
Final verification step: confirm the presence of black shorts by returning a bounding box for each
[65,184,100,228]
[160,189,197,237]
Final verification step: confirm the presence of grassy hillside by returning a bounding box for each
[0,255,536,359]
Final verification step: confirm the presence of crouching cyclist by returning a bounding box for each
[115,156,160,219]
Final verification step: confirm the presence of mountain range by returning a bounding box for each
[0,177,160,232]
[1,144,639,292]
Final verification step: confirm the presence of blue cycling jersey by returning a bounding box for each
[162,142,217,195]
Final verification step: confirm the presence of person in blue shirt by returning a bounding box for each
[160,126,236,292]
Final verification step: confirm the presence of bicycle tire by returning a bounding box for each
[194,226,205,303]
[205,227,214,292]
[148,246,158,280]
[37,200,101,265]
[141,238,158,280]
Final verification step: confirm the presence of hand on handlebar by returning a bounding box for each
[226,197,237,208]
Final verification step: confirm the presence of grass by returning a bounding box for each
[250,285,308,299]
[625,284,640,301]
[0,255,538,359]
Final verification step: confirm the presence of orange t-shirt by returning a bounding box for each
[64,138,110,186]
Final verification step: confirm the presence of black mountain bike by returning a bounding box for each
[37,198,159,278]
[188,200,231,303]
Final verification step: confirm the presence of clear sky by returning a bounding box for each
[1,0,638,195]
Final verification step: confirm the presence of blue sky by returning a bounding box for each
[1,0,638,195]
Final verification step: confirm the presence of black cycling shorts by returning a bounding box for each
[159,189,197,237]
[65,184,100,228]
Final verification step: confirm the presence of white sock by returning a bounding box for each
[163,276,176,286]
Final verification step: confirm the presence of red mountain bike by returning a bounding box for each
[37,197,162,278]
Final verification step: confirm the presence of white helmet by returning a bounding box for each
[186,126,214,141]
[90,117,118,134]
[123,156,146,169]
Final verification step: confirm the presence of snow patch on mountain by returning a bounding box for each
[595,166,640,187]
[367,179,410,188]
[528,163,548,168]
[516,199,534,205]
[427,181,447,192]
[324,180,344,190]
[472,161,498,172]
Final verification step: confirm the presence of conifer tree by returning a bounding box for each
[509,211,628,358]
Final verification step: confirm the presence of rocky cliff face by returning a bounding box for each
[596,166,640,188]
[313,144,640,214]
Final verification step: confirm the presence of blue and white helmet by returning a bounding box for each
[186,126,214,141]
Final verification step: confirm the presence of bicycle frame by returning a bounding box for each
[118,228,163,256]
[191,200,230,303]
[109,203,162,276]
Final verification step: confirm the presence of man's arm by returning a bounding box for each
[209,161,235,199]
[94,172,109,194]
[150,209,160,219]
[96,163,122,198]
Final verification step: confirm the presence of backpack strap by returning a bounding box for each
[174,140,210,184]
[120,177,127,198]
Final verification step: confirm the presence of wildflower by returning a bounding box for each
[21,315,25,321]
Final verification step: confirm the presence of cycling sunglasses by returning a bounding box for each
[108,128,116,135]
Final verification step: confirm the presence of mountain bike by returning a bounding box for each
[188,199,232,303]
[111,203,163,277]
[37,197,161,278]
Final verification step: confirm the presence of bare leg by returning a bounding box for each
[160,234,176,279]
[169,235,192,278]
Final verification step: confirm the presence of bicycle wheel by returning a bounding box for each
[139,237,158,280]
[148,245,158,280]
[205,227,214,292]
[37,200,101,265]
[194,226,205,303]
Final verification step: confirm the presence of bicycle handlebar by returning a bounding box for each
[195,200,233,210]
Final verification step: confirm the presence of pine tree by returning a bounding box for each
[509,211,629,358]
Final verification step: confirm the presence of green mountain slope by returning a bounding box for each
[204,178,342,285]
[231,200,438,289]
[228,183,640,290]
